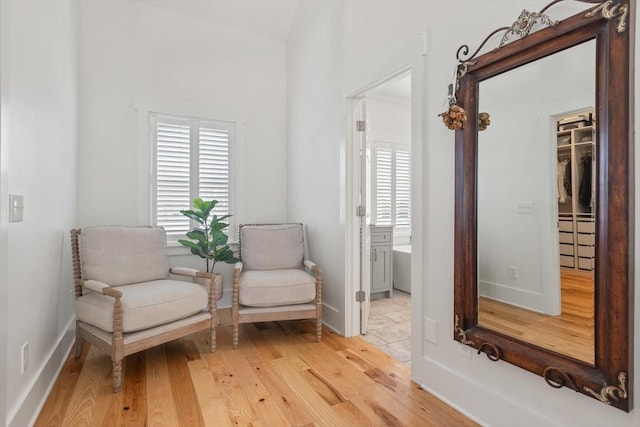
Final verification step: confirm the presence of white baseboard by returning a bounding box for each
[321,302,342,334]
[417,355,562,427]
[7,318,75,427]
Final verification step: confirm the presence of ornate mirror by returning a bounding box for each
[452,0,634,411]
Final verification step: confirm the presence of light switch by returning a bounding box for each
[515,201,534,214]
[9,194,24,222]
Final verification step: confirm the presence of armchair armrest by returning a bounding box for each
[304,260,319,274]
[234,262,243,272]
[84,280,122,298]
[171,267,216,282]
[170,267,200,277]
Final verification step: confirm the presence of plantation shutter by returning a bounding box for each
[153,115,234,238]
[199,125,232,217]
[375,147,393,226]
[395,149,411,229]
[155,118,191,236]
[373,143,411,231]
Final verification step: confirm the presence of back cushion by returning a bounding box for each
[80,226,170,286]
[241,224,304,271]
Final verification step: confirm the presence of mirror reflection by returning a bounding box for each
[476,40,596,365]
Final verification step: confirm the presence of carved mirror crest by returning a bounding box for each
[452,0,634,411]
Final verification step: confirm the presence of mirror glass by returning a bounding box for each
[476,39,596,365]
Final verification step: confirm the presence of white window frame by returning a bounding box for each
[135,97,244,246]
[371,141,411,236]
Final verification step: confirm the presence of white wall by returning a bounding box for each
[366,97,411,147]
[288,0,640,425]
[0,1,79,425]
[287,0,346,331]
[78,0,288,229]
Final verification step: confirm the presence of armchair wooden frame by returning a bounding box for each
[70,228,218,392]
[231,223,323,349]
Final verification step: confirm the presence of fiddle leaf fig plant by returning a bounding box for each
[178,198,239,272]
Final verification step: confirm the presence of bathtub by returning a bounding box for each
[393,245,411,293]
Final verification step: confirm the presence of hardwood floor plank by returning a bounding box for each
[121,352,147,426]
[270,357,349,427]
[331,400,374,427]
[187,358,234,427]
[60,346,111,426]
[164,341,205,426]
[203,347,264,426]
[146,345,180,426]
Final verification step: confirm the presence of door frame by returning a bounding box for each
[344,33,427,374]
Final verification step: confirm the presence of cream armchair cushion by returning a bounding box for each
[75,279,208,333]
[238,269,316,307]
[240,224,305,271]
[79,226,170,285]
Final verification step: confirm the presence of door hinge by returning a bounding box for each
[356,120,366,132]
[356,205,366,217]
[356,290,366,302]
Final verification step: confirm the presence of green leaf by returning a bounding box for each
[192,198,206,210]
[210,231,228,247]
[179,240,208,259]
[216,246,240,264]
[211,222,229,232]
[180,210,205,224]
[185,230,207,243]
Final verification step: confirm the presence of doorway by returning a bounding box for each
[353,71,413,365]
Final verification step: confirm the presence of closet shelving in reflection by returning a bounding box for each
[557,111,595,271]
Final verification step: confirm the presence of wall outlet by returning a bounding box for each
[508,266,519,280]
[21,342,29,373]
[515,201,534,214]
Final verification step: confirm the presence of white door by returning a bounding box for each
[356,99,372,334]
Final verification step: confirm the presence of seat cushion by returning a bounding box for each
[75,279,208,333]
[239,269,316,307]
[80,226,170,286]
[240,224,304,271]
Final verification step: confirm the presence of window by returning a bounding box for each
[151,113,235,240]
[373,143,411,233]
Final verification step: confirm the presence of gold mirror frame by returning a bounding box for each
[453,0,634,411]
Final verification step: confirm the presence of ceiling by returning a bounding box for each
[135,0,299,42]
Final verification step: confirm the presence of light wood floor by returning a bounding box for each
[35,310,476,426]
[478,269,595,364]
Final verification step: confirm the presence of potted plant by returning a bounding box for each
[178,198,239,300]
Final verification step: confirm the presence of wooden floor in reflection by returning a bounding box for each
[478,270,595,364]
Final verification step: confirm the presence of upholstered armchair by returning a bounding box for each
[232,224,322,348]
[70,226,218,392]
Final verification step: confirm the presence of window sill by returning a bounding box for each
[166,241,239,257]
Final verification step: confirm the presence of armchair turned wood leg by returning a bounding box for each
[112,359,122,393]
[210,327,216,352]
[233,325,239,349]
[75,322,84,358]
[316,318,322,342]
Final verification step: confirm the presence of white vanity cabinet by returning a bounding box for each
[370,226,393,297]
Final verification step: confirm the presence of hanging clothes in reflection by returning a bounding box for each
[557,158,570,203]
[579,154,593,208]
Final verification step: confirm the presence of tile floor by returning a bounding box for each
[361,290,412,366]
